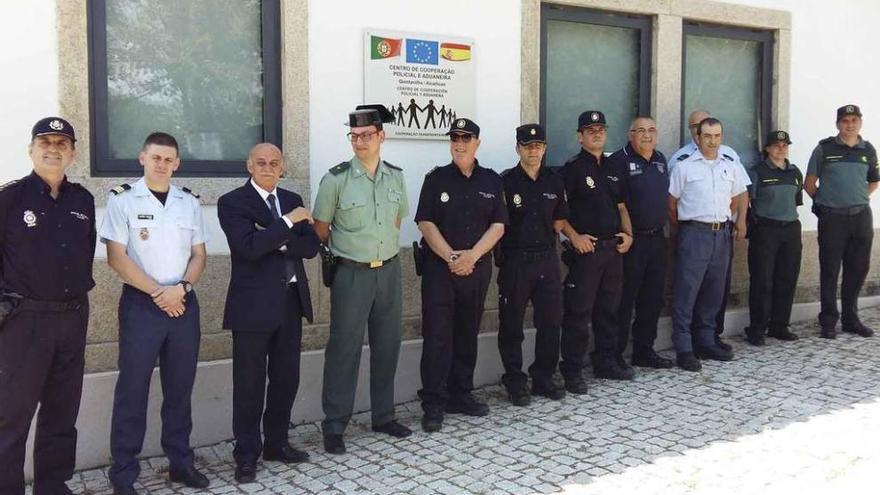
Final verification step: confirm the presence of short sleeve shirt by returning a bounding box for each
[562,150,622,237]
[806,136,880,208]
[312,156,409,262]
[669,149,749,223]
[499,164,568,251]
[747,159,803,222]
[414,161,508,250]
[99,178,208,285]
[607,144,669,232]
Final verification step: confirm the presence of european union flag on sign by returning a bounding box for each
[406,39,439,65]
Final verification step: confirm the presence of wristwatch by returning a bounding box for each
[179,280,194,294]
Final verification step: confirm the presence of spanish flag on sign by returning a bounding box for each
[440,42,471,62]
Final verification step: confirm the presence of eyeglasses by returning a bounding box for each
[450,134,474,143]
[630,127,657,135]
[347,131,378,143]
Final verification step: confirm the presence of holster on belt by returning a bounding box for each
[320,244,337,288]
[413,241,426,277]
[493,244,505,268]
[560,239,574,267]
[0,291,23,331]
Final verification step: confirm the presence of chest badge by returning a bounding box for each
[139,227,150,241]
[23,210,37,228]
[440,192,450,203]
[513,193,522,207]
[585,176,596,189]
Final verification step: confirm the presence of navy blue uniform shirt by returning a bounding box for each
[562,150,622,237]
[607,143,669,232]
[415,160,509,250]
[499,164,569,251]
[0,172,96,300]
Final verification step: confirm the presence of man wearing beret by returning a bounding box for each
[0,118,96,495]
[805,105,880,339]
[313,104,412,454]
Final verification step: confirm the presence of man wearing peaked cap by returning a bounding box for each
[313,104,412,454]
[415,116,508,431]
[805,105,879,339]
[496,124,569,406]
[0,117,95,495]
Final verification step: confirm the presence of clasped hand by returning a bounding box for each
[151,285,186,318]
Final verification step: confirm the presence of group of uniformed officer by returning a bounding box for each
[0,102,876,493]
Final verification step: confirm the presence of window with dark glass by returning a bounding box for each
[88,0,281,176]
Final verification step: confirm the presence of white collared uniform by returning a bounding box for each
[669,149,749,223]
[99,178,208,285]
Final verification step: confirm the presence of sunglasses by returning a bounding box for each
[449,133,474,143]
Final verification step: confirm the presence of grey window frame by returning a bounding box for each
[539,4,653,146]
[680,22,774,149]
[86,0,283,177]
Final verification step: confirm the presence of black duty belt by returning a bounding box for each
[633,227,664,236]
[18,297,84,312]
[504,247,557,263]
[753,216,799,228]
[680,220,731,231]
[594,237,621,249]
[817,204,869,216]
[337,254,399,269]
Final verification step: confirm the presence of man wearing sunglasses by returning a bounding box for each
[313,104,412,455]
[415,118,508,432]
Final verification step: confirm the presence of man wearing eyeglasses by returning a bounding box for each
[607,116,674,369]
[415,118,507,432]
[670,109,748,354]
[313,104,412,455]
[556,110,635,390]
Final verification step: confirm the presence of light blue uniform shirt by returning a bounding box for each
[669,141,747,182]
[669,149,749,223]
[99,178,208,285]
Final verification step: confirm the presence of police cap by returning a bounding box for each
[837,104,862,122]
[31,117,76,143]
[516,124,545,145]
[446,118,480,138]
[577,110,607,130]
[765,130,792,146]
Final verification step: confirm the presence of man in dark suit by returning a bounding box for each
[217,143,320,484]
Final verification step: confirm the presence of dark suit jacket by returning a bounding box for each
[218,180,320,331]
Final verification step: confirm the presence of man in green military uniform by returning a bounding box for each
[313,104,412,455]
[805,104,880,339]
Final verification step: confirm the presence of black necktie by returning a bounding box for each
[267,194,296,283]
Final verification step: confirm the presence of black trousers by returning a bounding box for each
[0,299,89,495]
[497,251,563,388]
[747,221,802,333]
[419,256,492,412]
[618,233,668,356]
[560,242,623,379]
[817,208,874,330]
[232,287,302,465]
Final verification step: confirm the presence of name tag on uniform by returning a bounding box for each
[137,214,154,220]
[478,191,495,199]
[628,162,642,176]
[543,193,557,200]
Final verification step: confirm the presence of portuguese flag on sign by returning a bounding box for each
[440,42,471,62]
[371,36,402,59]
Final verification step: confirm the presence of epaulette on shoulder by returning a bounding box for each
[330,161,351,175]
[676,153,690,162]
[383,160,402,171]
[0,179,20,192]
[722,154,734,162]
[564,153,581,166]
[182,186,200,199]
[425,165,441,177]
[110,184,132,195]
[819,136,835,145]
[500,168,513,177]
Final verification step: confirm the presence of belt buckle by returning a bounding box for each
[711,222,721,231]
[369,259,383,269]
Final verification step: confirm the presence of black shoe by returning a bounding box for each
[714,335,732,352]
[768,327,799,341]
[531,379,566,400]
[168,465,209,489]
[564,375,589,395]
[695,345,734,361]
[593,359,635,380]
[745,328,766,346]
[506,384,532,406]
[234,462,257,484]
[323,433,346,455]
[372,420,413,438]
[446,393,490,416]
[421,412,443,433]
[631,350,675,369]
[677,352,702,372]
[263,444,310,463]
[112,486,139,495]
[842,322,875,337]
[820,327,837,339]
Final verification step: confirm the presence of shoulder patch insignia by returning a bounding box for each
[676,153,690,162]
[182,186,200,198]
[330,161,351,175]
[0,179,20,192]
[383,160,402,172]
[110,184,132,195]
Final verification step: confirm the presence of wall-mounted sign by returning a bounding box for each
[365,30,475,140]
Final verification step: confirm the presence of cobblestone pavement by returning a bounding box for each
[38,306,880,494]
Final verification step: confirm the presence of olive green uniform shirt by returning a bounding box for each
[313,156,408,262]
